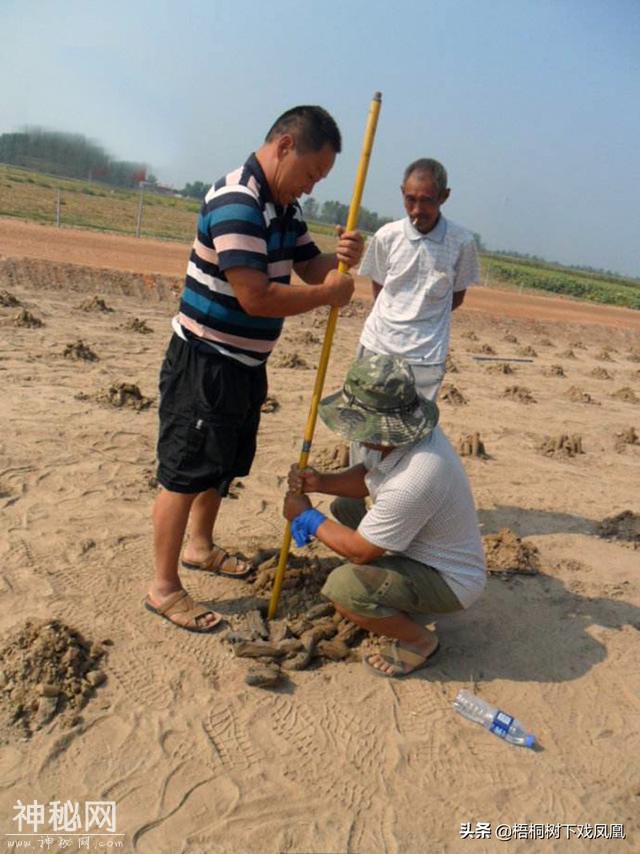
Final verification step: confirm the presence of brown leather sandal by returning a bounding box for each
[181,544,251,578]
[363,638,440,678]
[144,590,224,633]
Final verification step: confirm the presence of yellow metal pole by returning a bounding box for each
[268,92,382,620]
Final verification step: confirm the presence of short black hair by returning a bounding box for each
[265,106,342,154]
[403,158,448,195]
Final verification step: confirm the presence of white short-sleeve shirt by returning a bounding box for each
[358,427,486,608]
[359,216,480,365]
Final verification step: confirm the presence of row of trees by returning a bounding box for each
[301,197,391,233]
[178,185,393,233]
[0,129,149,188]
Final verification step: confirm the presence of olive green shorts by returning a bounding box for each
[320,498,463,619]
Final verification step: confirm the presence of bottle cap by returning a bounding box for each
[525,735,536,748]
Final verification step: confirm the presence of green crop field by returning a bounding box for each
[481,254,640,311]
[1,164,638,309]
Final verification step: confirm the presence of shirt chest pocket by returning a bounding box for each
[423,270,452,303]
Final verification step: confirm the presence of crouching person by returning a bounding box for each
[283,354,486,678]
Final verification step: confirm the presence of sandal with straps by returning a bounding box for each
[363,637,440,679]
[144,590,224,633]
[181,544,251,578]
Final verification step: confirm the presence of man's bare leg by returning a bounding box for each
[333,603,438,676]
[148,488,219,628]
[182,488,222,564]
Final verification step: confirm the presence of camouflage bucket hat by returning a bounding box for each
[319,354,439,446]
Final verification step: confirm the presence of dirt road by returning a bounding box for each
[2,217,639,331]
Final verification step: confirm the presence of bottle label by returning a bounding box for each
[490,711,514,738]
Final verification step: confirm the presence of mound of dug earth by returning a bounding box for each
[92,382,153,410]
[596,511,640,547]
[123,317,152,334]
[567,386,597,404]
[503,385,536,404]
[0,620,108,739]
[611,387,639,404]
[482,528,540,574]
[13,309,43,328]
[538,434,584,457]
[467,343,496,355]
[591,367,613,380]
[517,345,538,357]
[544,364,565,377]
[261,395,280,414]
[441,384,467,405]
[310,443,350,471]
[271,351,309,369]
[614,427,639,452]
[457,433,489,458]
[78,295,112,312]
[486,362,514,375]
[228,601,367,686]
[0,289,21,307]
[63,339,98,361]
[252,550,343,614]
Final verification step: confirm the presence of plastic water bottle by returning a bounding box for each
[453,689,536,748]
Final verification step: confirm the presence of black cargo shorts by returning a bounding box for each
[156,335,267,495]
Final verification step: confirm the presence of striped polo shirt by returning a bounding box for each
[173,153,321,367]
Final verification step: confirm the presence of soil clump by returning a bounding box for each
[261,395,280,414]
[123,317,152,334]
[596,511,640,548]
[229,591,367,684]
[310,443,350,471]
[486,362,514,375]
[567,386,597,404]
[89,382,153,410]
[457,433,489,458]
[538,434,584,457]
[0,289,21,307]
[63,340,99,361]
[0,619,108,739]
[544,364,565,377]
[272,351,309,370]
[517,345,538,357]
[503,385,536,404]
[78,295,113,313]
[482,529,540,574]
[614,427,639,452]
[611,387,639,404]
[13,309,43,328]
[591,367,613,380]
[441,384,467,405]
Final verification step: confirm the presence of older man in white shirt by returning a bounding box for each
[358,157,480,401]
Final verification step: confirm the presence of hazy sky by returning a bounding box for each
[1,0,639,275]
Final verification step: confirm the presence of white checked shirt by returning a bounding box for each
[359,216,480,365]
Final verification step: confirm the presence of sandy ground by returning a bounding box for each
[0,219,639,853]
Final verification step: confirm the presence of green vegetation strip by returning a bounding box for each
[482,257,640,311]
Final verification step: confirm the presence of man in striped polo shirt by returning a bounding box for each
[145,106,363,633]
